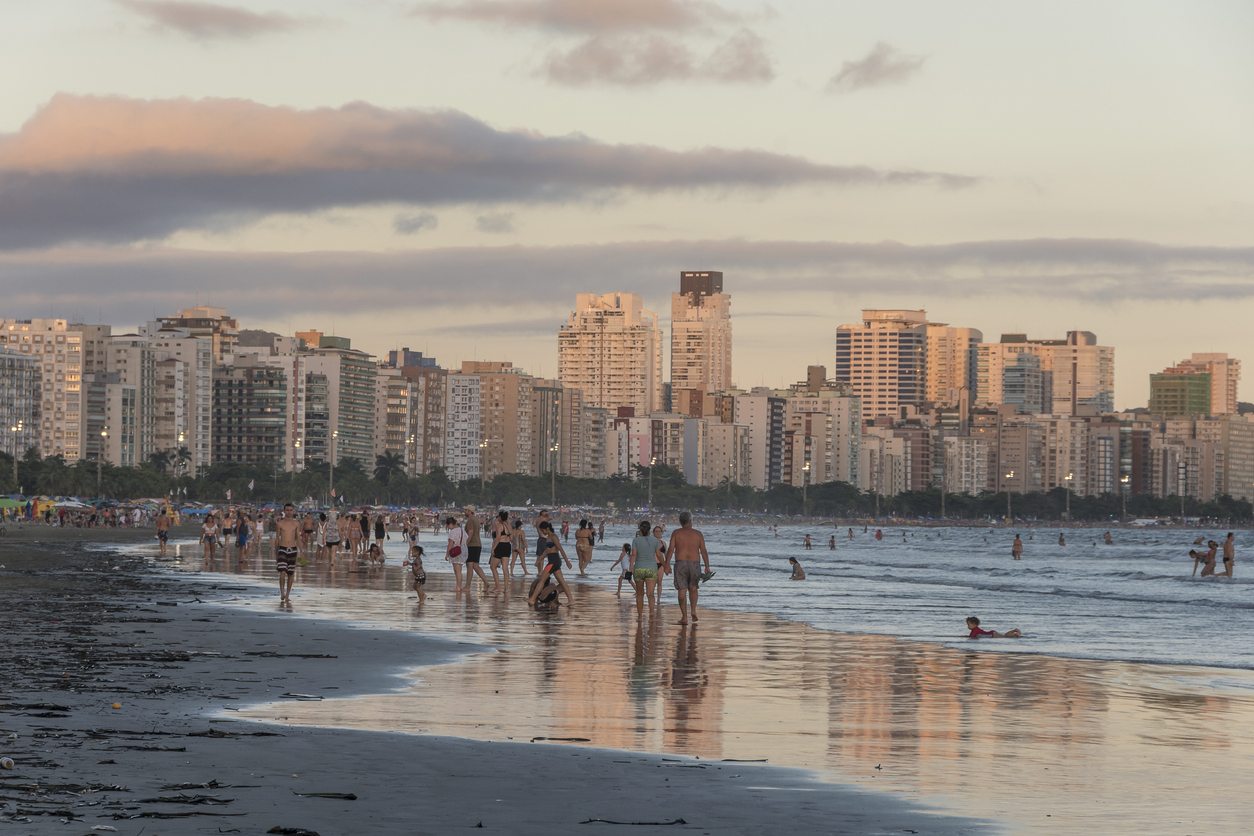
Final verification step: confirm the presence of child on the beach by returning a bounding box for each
[610,543,632,596]
[966,616,1021,638]
[528,574,561,610]
[405,545,426,603]
[368,542,385,565]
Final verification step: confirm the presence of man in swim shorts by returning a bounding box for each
[1221,532,1235,578]
[274,503,301,603]
[666,511,712,626]
[155,511,171,557]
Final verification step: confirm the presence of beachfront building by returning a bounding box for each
[298,333,377,467]
[732,390,786,490]
[444,373,481,483]
[0,319,87,461]
[835,310,928,419]
[462,361,535,480]
[671,271,732,411]
[160,306,240,364]
[558,292,663,417]
[976,347,1047,414]
[943,436,989,496]
[925,323,983,406]
[859,427,908,497]
[211,355,289,465]
[1152,353,1240,416]
[0,348,41,465]
[103,335,156,468]
[531,378,607,479]
[380,348,448,475]
[978,332,1115,416]
[139,325,213,476]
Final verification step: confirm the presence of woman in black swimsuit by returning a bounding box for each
[526,521,573,605]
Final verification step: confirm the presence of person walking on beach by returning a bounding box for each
[509,519,529,576]
[1221,532,1235,578]
[301,512,315,555]
[534,508,552,565]
[275,503,301,603]
[156,511,171,557]
[445,515,469,591]
[575,518,595,576]
[666,512,712,626]
[1012,534,1023,560]
[789,556,806,580]
[462,506,494,593]
[489,509,511,588]
[201,513,220,563]
[610,542,632,596]
[598,520,605,543]
[527,521,573,606]
[651,524,669,607]
[629,520,663,619]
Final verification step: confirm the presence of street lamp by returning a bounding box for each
[647,455,656,510]
[1121,474,1130,522]
[479,439,488,492]
[1064,472,1073,522]
[177,432,184,479]
[550,442,560,508]
[98,428,108,494]
[1005,470,1015,523]
[802,461,810,518]
[330,430,338,501]
[408,434,416,479]
[9,420,20,486]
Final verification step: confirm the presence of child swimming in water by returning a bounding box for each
[966,616,1021,638]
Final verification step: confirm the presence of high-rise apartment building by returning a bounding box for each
[671,271,732,402]
[977,347,1047,414]
[139,322,214,475]
[0,349,41,464]
[558,292,662,416]
[212,355,289,465]
[924,323,983,405]
[160,306,239,363]
[462,361,534,479]
[300,335,377,466]
[1148,373,1212,416]
[0,319,86,461]
[444,373,481,482]
[1156,353,1240,415]
[732,390,786,491]
[984,332,1114,415]
[104,335,156,467]
[835,310,928,419]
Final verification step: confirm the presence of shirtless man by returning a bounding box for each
[155,511,171,557]
[1221,532,1235,578]
[275,503,301,603]
[1012,534,1023,560]
[665,511,712,626]
[301,512,315,555]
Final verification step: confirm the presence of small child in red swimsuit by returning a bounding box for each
[966,616,1021,638]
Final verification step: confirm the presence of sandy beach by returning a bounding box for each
[0,525,987,835]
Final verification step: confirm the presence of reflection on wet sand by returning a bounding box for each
[163,541,1254,835]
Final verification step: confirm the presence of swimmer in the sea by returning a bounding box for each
[966,616,1021,638]
[789,556,806,580]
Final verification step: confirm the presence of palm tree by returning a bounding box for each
[374,452,406,484]
[175,446,192,477]
[148,450,172,475]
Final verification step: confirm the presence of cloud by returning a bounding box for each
[826,42,926,93]
[4,238,1251,326]
[410,0,738,34]
[0,94,975,250]
[543,29,771,86]
[394,211,439,234]
[476,212,516,233]
[113,0,316,39]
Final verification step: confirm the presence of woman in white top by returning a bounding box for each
[255,515,267,560]
[201,513,220,562]
[445,514,469,593]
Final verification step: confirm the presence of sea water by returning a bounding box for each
[593,523,1253,671]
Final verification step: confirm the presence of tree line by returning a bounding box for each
[1,447,1249,522]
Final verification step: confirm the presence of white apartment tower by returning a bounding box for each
[925,323,983,404]
[0,319,85,460]
[978,332,1115,416]
[835,310,929,419]
[558,292,663,416]
[671,271,732,396]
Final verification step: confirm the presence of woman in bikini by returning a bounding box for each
[489,510,511,590]
[527,521,573,606]
[575,518,595,576]
[201,513,220,563]
[651,524,669,608]
[509,519,528,576]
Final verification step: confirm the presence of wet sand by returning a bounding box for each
[180,535,1254,836]
[0,526,985,835]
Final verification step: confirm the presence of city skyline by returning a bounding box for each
[2,2,1253,409]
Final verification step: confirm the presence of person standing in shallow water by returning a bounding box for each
[666,511,712,626]
[1012,534,1024,560]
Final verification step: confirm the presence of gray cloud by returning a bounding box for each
[826,42,926,93]
[476,212,516,233]
[411,0,738,33]
[394,211,439,234]
[114,0,316,39]
[5,238,1251,325]
[0,95,974,250]
[543,29,771,86]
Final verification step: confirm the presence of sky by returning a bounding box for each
[1,0,1252,406]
